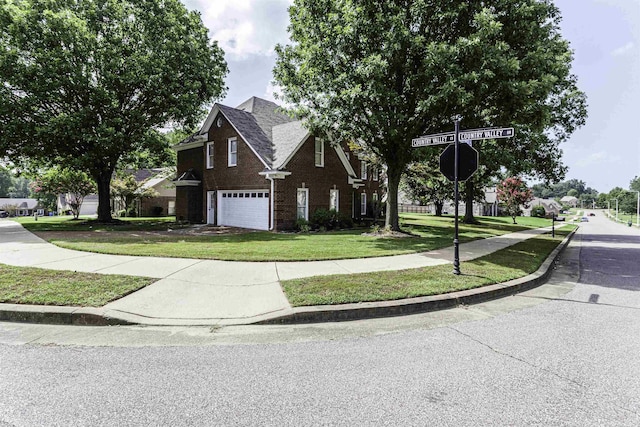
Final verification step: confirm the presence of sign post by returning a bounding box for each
[413,123,515,275]
[453,117,461,275]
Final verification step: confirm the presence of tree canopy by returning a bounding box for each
[274,0,587,230]
[0,0,227,221]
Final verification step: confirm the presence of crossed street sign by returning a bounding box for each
[411,127,514,147]
[411,124,515,276]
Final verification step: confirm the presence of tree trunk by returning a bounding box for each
[463,182,478,224]
[385,164,403,231]
[435,201,443,216]
[95,170,113,222]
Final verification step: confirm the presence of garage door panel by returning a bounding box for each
[218,190,269,230]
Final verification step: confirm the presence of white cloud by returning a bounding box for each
[612,42,634,56]
[575,151,621,168]
[184,0,293,60]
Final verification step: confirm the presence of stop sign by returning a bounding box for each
[439,143,479,182]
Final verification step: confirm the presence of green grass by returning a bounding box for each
[605,210,639,226]
[19,214,555,261]
[0,264,154,307]
[281,226,575,306]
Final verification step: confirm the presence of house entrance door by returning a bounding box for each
[207,191,215,224]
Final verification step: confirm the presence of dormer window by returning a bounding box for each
[315,138,324,167]
[361,161,367,180]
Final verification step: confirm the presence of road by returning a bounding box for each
[1,212,639,426]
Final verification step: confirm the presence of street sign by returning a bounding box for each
[411,132,455,147]
[458,127,514,141]
[411,119,514,276]
[439,143,478,182]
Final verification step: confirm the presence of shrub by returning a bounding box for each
[531,205,546,218]
[311,208,332,230]
[295,217,310,232]
[310,208,351,230]
[151,206,164,216]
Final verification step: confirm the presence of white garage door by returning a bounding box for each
[217,190,269,230]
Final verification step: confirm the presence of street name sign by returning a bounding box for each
[411,119,515,276]
[411,132,455,147]
[458,127,514,141]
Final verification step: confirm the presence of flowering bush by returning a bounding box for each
[497,176,534,224]
[33,167,96,219]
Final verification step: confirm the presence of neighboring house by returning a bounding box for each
[524,197,562,217]
[560,195,579,207]
[0,198,45,216]
[173,96,380,230]
[113,168,177,217]
[57,194,98,216]
[482,187,499,217]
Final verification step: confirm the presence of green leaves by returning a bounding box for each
[275,0,587,230]
[0,0,228,220]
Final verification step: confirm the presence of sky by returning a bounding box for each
[183,0,640,194]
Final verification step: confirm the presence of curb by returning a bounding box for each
[0,304,133,326]
[0,228,576,327]
[255,228,577,325]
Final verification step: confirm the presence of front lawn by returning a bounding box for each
[282,226,575,306]
[0,263,154,307]
[16,214,554,262]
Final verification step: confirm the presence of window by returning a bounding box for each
[372,167,379,181]
[206,142,214,169]
[360,193,367,215]
[228,138,237,167]
[297,188,309,220]
[330,189,339,211]
[361,161,367,179]
[315,138,324,167]
[372,192,378,203]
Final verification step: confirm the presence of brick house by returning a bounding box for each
[173,97,381,230]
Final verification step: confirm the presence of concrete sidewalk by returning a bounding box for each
[0,219,566,326]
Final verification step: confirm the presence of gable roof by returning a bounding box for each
[271,121,311,169]
[0,198,39,209]
[175,96,357,179]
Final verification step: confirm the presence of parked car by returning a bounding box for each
[555,216,566,221]
[588,213,595,216]
[580,217,589,222]
[0,210,8,218]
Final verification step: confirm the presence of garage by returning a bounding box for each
[217,190,270,230]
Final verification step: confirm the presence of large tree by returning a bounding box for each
[0,0,227,221]
[274,0,586,231]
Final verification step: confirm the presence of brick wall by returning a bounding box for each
[176,147,204,222]
[274,136,355,230]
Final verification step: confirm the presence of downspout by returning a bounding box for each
[267,176,275,231]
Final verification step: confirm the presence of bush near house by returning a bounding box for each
[531,205,546,218]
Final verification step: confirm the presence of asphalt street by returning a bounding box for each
[1,211,639,426]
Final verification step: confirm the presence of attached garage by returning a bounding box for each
[217,190,270,230]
